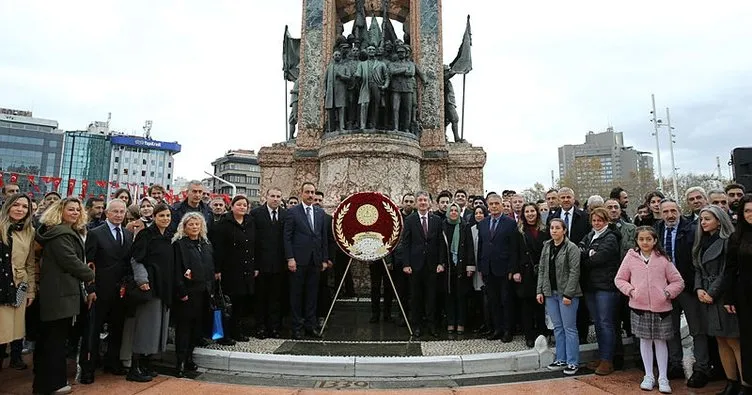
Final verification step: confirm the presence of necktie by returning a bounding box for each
[421,216,428,236]
[491,218,498,234]
[115,226,122,245]
[564,211,571,237]
[306,206,314,231]
[272,210,277,223]
[665,227,674,263]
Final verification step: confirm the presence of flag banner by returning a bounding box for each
[67,179,76,196]
[80,180,89,199]
[449,15,473,74]
[10,173,18,183]
[283,25,301,82]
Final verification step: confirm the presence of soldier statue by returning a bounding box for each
[288,80,299,139]
[443,65,462,142]
[355,45,390,130]
[388,46,414,132]
[324,50,351,132]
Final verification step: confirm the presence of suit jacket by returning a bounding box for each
[477,214,520,277]
[86,222,133,303]
[251,204,287,274]
[283,203,329,266]
[398,211,445,272]
[546,207,591,244]
[655,216,697,292]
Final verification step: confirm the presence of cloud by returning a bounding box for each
[1,0,750,195]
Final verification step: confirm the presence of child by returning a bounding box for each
[615,226,684,394]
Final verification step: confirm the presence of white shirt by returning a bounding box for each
[267,205,279,220]
[560,208,574,235]
[106,220,123,244]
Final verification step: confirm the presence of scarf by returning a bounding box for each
[447,210,461,265]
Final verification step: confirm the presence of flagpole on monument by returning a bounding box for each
[450,15,472,142]
[461,74,466,141]
[284,79,289,140]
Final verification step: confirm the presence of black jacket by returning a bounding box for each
[174,237,215,300]
[85,222,133,303]
[210,213,255,295]
[169,200,213,234]
[131,224,175,306]
[547,207,591,244]
[654,217,697,292]
[398,211,445,272]
[251,204,287,274]
[515,225,550,298]
[578,224,621,292]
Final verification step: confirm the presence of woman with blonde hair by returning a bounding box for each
[172,212,215,377]
[33,197,95,394]
[0,194,37,371]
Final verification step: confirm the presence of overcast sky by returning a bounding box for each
[1,1,750,194]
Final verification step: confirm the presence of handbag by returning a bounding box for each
[121,275,153,305]
[13,281,28,308]
[210,281,230,340]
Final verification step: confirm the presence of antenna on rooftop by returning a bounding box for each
[143,120,153,139]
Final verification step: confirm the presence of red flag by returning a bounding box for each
[9,173,18,183]
[80,180,89,199]
[52,178,62,192]
[66,179,76,196]
[143,184,148,197]
[180,190,188,200]
[110,181,120,188]
[95,180,107,188]
[27,175,40,192]
[41,176,54,184]
[0,171,4,188]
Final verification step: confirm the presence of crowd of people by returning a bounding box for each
[0,179,751,395]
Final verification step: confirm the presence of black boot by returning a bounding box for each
[126,354,153,382]
[175,355,186,378]
[141,354,158,378]
[185,349,198,372]
[716,379,740,395]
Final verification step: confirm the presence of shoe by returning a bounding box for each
[9,358,27,370]
[667,366,684,380]
[657,378,672,394]
[79,371,95,385]
[687,371,709,388]
[369,315,379,323]
[126,356,153,383]
[185,361,198,372]
[563,364,579,376]
[547,361,567,370]
[640,375,655,391]
[175,361,185,378]
[487,332,503,341]
[141,355,158,378]
[595,360,614,376]
[716,379,740,395]
[501,332,513,343]
[103,364,129,376]
[216,337,236,346]
[525,339,535,348]
[53,385,72,394]
[586,360,601,370]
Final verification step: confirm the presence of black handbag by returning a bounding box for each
[121,275,153,305]
[210,281,232,320]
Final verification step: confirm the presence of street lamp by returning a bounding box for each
[650,94,664,192]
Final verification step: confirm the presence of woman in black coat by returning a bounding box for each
[578,207,622,375]
[513,202,550,348]
[173,212,215,378]
[441,203,475,338]
[210,195,256,342]
[128,203,175,380]
[725,194,752,392]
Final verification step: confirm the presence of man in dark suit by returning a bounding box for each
[251,187,287,339]
[400,191,445,337]
[79,199,135,384]
[656,198,711,387]
[546,187,591,343]
[283,182,329,339]
[476,193,519,342]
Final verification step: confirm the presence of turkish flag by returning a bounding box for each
[52,178,62,192]
[95,180,107,188]
[80,180,89,199]
[10,173,18,183]
[41,176,54,184]
[0,171,4,188]
[66,179,76,196]
[27,175,40,192]
[110,181,120,188]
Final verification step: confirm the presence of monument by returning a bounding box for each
[259,0,486,291]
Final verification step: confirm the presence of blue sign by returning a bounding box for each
[110,136,181,153]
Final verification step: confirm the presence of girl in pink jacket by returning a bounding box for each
[615,226,685,394]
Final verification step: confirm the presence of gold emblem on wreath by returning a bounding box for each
[334,200,402,261]
[355,204,379,226]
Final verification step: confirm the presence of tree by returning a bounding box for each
[521,182,547,203]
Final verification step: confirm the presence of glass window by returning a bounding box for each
[167,173,171,179]
[114,156,119,162]
[141,170,146,176]
[150,171,154,177]
[143,159,147,165]
[123,168,129,175]
[168,162,172,168]
[49,140,58,147]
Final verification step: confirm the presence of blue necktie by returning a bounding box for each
[306,207,314,231]
[491,218,498,234]
[665,227,674,263]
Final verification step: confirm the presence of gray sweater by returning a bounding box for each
[536,239,582,298]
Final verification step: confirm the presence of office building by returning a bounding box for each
[0,107,63,197]
[210,149,261,202]
[558,127,654,198]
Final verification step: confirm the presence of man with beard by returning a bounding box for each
[609,187,631,223]
[434,190,452,220]
[725,183,746,223]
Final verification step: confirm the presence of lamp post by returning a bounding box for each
[650,94,664,191]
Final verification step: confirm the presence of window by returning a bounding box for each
[143,159,147,165]
[151,159,156,165]
[49,140,58,147]
[150,171,154,177]
[168,162,172,168]
[113,168,118,174]
[123,168,129,175]
[167,173,171,179]
[114,156,119,163]
[141,170,146,176]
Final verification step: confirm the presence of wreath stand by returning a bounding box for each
[320,257,413,337]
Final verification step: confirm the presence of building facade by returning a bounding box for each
[61,121,181,200]
[210,150,261,202]
[558,127,655,199]
[0,108,63,198]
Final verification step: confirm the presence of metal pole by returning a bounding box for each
[284,80,289,140]
[320,258,353,336]
[203,171,237,197]
[665,108,679,199]
[381,258,413,336]
[651,94,664,191]
[460,74,467,141]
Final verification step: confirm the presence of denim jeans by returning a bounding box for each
[546,293,580,366]
[585,290,619,361]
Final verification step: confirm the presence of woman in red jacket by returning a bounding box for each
[615,226,684,394]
